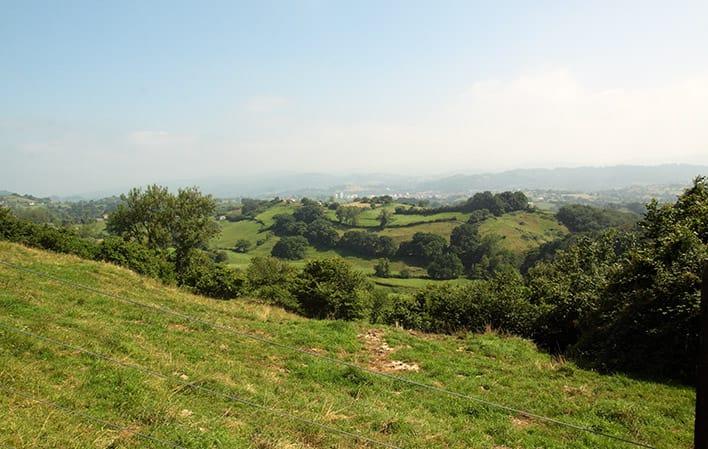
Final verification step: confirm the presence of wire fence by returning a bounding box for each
[0,259,660,449]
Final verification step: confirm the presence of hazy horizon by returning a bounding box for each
[2,1,708,195]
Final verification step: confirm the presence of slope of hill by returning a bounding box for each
[0,242,695,448]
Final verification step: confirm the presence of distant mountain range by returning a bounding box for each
[10,164,705,200]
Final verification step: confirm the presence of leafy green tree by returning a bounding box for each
[335,205,362,225]
[294,258,371,320]
[397,232,447,263]
[271,214,307,236]
[378,209,394,228]
[234,239,251,253]
[556,204,637,233]
[449,223,481,268]
[106,185,218,279]
[374,258,391,277]
[305,219,339,248]
[467,209,492,224]
[427,252,464,279]
[246,256,298,310]
[293,203,325,223]
[271,235,308,259]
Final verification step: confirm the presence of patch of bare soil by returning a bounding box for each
[358,329,420,373]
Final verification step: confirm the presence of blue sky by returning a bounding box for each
[1,1,707,195]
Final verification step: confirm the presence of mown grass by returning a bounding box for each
[0,242,695,448]
[478,211,568,253]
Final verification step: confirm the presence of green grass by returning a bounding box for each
[255,203,298,227]
[0,242,696,449]
[211,220,266,250]
[478,211,569,253]
[378,221,462,244]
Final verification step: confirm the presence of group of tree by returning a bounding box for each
[395,190,528,217]
[3,178,706,383]
[555,204,639,232]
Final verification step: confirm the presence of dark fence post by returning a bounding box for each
[696,262,708,449]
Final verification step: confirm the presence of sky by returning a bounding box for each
[1,1,708,196]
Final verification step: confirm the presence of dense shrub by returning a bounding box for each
[397,232,447,263]
[339,231,397,258]
[379,294,426,329]
[246,256,299,311]
[271,236,309,259]
[271,214,306,236]
[293,258,371,320]
[305,219,339,248]
[234,239,251,253]
[427,252,464,279]
[373,258,391,277]
[556,204,638,233]
[96,236,175,282]
[180,251,246,299]
[293,203,325,223]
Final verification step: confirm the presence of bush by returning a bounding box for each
[246,256,299,311]
[271,214,307,236]
[397,232,447,263]
[373,258,391,277]
[271,236,308,260]
[339,231,397,258]
[427,252,463,279]
[380,294,426,329]
[96,236,175,283]
[399,268,411,278]
[234,239,251,253]
[180,251,246,299]
[305,219,339,248]
[293,258,371,320]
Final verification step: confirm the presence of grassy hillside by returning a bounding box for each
[0,242,695,448]
[478,211,568,253]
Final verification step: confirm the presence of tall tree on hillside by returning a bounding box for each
[378,209,393,228]
[107,185,218,278]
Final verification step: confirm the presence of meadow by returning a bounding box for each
[0,242,695,448]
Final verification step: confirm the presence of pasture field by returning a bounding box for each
[0,241,695,449]
[211,220,266,249]
[478,211,568,253]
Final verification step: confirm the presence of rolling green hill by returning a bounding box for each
[209,203,571,290]
[0,242,695,448]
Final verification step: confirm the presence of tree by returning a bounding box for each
[427,252,464,280]
[271,236,308,259]
[305,219,339,248]
[449,223,481,268]
[336,206,362,226]
[171,187,220,276]
[397,232,447,263]
[467,209,492,224]
[234,239,251,253]
[271,214,306,236]
[106,185,218,279]
[294,258,371,320]
[556,204,637,233]
[293,203,325,223]
[374,258,391,277]
[378,209,394,228]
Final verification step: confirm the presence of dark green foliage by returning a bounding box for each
[234,239,251,253]
[427,252,464,280]
[449,223,482,268]
[380,294,426,329]
[571,177,708,380]
[294,258,371,320]
[335,205,362,225]
[410,269,537,335]
[96,236,175,283]
[0,207,98,259]
[556,204,638,233]
[373,258,391,277]
[106,185,219,279]
[304,219,339,248]
[180,251,246,299]
[338,231,397,258]
[271,236,308,260]
[467,209,492,224]
[293,203,325,224]
[246,256,299,311]
[271,214,307,236]
[462,191,528,216]
[397,232,447,263]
